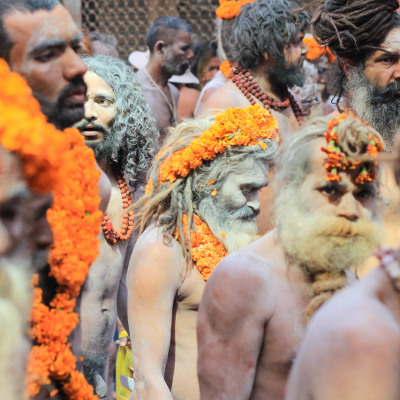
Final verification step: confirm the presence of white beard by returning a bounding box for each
[197,196,258,253]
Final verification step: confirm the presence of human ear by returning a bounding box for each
[155,40,166,55]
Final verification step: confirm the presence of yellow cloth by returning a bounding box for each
[116,331,133,400]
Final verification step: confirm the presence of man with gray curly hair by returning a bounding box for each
[74,55,159,398]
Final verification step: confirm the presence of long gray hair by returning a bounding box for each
[83,55,160,188]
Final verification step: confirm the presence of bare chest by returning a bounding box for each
[85,185,130,297]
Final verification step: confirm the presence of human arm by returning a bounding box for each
[127,230,183,400]
[197,255,272,400]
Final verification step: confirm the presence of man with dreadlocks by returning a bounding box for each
[194,0,249,116]
[197,115,384,400]
[200,0,309,137]
[74,55,159,398]
[127,105,278,400]
[310,0,400,149]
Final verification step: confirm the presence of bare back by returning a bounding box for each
[286,267,400,400]
[198,81,301,139]
[197,230,312,400]
[127,225,206,400]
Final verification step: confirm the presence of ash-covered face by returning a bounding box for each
[198,158,269,253]
[275,139,383,273]
[4,5,87,129]
[75,71,118,161]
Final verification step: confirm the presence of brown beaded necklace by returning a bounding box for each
[229,65,303,123]
[101,175,134,245]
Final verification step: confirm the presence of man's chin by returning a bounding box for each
[48,107,85,130]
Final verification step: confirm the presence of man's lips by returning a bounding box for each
[79,127,103,141]
[65,87,86,104]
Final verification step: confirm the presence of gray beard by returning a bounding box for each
[197,196,258,253]
[346,66,400,150]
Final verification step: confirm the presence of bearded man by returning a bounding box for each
[73,55,159,398]
[136,16,194,139]
[127,105,279,400]
[197,115,384,400]
[311,0,400,149]
[200,0,309,137]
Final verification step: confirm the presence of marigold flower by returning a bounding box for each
[0,59,100,399]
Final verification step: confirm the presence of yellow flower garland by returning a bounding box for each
[0,59,102,399]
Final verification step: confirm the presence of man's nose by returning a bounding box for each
[393,60,400,80]
[246,192,261,214]
[85,99,98,120]
[187,48,195,60]
[64,50,88,81]
[337,193,361,222]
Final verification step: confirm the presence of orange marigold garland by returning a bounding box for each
[321,114,384,184]
[219,60,232,78]
[303,36,336,64]
[216,0,256,19]
[175,214,227,281]
[0,59,102,399]
[159,104,279,184]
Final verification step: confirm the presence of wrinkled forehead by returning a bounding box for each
[5,5,81,56]
[225,157,269,186]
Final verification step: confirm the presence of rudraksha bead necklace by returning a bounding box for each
[101,175,134,244]
[229,65,303,123]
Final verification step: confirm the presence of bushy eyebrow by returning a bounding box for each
[32,33,83,54]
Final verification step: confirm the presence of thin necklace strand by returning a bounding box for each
[143,68,178,124]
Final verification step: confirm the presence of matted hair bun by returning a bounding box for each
[311,0,400,60]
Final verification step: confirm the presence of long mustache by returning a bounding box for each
[371,81,400,103]
[75,119,109,135]
[316,216,378,238]
[229,205,260,221]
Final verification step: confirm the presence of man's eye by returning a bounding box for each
[380,57,394,64]
[96,98,112,106]
[36,52,56,62]
[319,185,341,197]
[355,187,376,201]
[73,44,83,53]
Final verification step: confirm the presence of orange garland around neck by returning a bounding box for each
[175,214,227,281]
[102,176,134,244]
[0,59,101,400]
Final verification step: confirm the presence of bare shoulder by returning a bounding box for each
[302,280,400,368]
[129,225,185,281]
[201,232,279,321]
[199,81,248,115]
